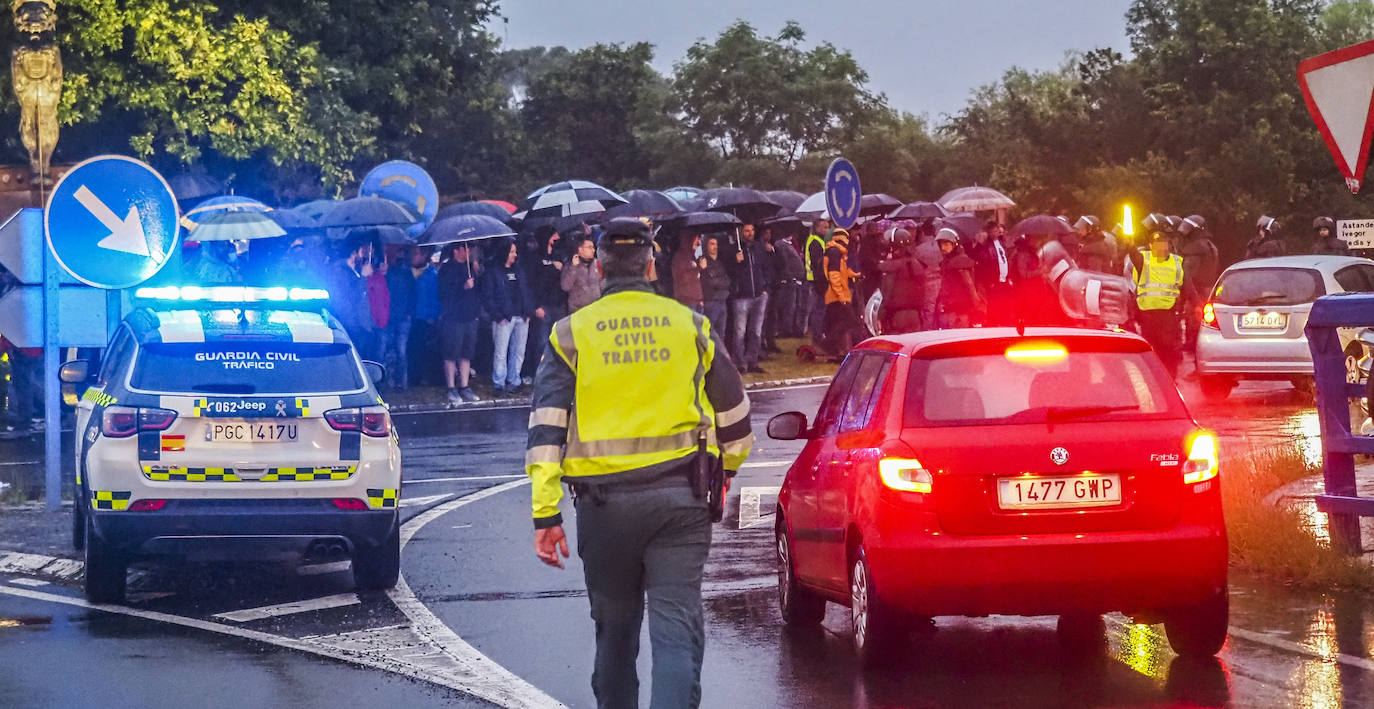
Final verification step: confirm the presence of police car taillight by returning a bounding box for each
[101,406,178,438]
[324,406,391,438]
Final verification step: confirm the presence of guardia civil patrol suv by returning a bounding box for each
[61,285,402,602]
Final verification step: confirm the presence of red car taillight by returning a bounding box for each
[879,458,933,494]
[101,406,178,438]
[1202,302,1219,330]
[324,406,391,438]
[1183,431,1219,487]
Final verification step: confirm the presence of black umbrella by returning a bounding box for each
[940,213,985,241]
[419,215,517,247]
[859,193,903,218]
[889,201,950,220]
[602,189,683,220]
[665,211,743,230]
[1011,214,1072,237]
[765,190,808,214]
[436,201,513,223]
[317,197,417,228]
[697,187,782,223]
[168,174,223,202]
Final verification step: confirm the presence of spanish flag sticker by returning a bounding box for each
[161,435,186,452]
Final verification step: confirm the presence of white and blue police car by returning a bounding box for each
[61,285,402,602]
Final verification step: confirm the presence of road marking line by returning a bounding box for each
[297,560,351,576]
[403,474,527,485]
[7,577,47,587]
[214,593,360,622]
[1227,625,1374,672]
[390,477,566,709]
[738,486,781,529]
[400,493,455,508]
[747,382,831,394]
[739,460,789,469]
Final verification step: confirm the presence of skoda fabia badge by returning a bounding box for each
[1050,447,1069,466]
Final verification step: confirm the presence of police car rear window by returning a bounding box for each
[130,343,363,394]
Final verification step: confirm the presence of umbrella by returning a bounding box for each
[939,213,985,241]
[317,196,417,228]
[602,190,683,220]
[436,201,514,223]
[697,187,782,223]
[765,190,808,213]
[180,195,271,228]
[480,199,518,214]
[185,210,287,242]
[418,215,517,248]
[1011,214,1072,237]
[267,208,321,231]
[938,186,1015,212]
[664,186,703,202]
[889,201,950,220]
[334,225,413,245]
[859,193,903,218]
[793,191,827,219]
[168,174,223,202]
[665,211,742,230]
[292,199,342,221]
[513,180,626,228]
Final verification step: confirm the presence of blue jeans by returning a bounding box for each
[492,317,530,389]
[702,301,728,342]
[730,293,769,368]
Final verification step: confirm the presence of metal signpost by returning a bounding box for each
[824,158,862,230]
[17,155,179,510]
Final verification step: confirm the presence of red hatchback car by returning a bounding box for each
[769,328,1227,663]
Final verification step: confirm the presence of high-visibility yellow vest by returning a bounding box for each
[804,233,826,281]
[549,289,720,479]
[1135,253,1184,311]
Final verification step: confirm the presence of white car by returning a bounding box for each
[1195,255,1374,400]
[61,285,402,602]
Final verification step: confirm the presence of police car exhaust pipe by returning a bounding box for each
[305,539,349,561]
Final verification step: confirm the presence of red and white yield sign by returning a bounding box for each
[1299,39,1374,194]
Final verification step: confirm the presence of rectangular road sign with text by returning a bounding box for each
[1338,219,1374,249]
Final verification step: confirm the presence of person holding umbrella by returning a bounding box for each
[482,239,536,397]
[671,232,705,312]
[327,232,377,360]
[728,223,772,374]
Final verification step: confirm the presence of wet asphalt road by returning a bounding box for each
[1,375,1372,707]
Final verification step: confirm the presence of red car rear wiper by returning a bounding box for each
[1045,405,1139,423]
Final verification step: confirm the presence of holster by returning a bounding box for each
[693,430,727,523]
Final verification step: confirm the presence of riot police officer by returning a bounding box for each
[1312,216,1349,255]
[526,217,755,708]
[1176,215,1220,352]
[1074,215,1118,274]
[1245,216,1286,259]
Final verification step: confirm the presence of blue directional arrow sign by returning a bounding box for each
[360,160,439,238]
[44,155,180,289]
[825,157,862,230]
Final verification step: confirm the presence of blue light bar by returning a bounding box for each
[133,285,331,303]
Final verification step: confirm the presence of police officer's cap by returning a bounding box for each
[1148,231,1170,244]
[1314,216,1336,231]
[600,217,653,250]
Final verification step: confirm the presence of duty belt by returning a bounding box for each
[567,469,692,506]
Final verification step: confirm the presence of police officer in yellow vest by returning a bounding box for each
[804,216,831,346]
[1135,231,1189,377]
[527,218,755,708]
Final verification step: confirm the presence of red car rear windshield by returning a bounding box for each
[904,339,1185,427]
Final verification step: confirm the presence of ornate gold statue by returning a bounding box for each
[11,0,62,180]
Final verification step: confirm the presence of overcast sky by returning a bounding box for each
[490,0,1138,121]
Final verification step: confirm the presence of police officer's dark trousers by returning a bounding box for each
[1137,308,1182,377]
[575,476,712,709]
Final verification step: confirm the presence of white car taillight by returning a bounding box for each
[1183,431,1219,486]
[101,406,178,438]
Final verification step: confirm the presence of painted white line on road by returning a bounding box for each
[390,477,566,709]
[214,593,360,623]
[1228,625,1374,672]
[7,577,47,587]
[297,560,351,576]
[399,493,455,508]
[739,460,789,469]
[404,474,527,485]
[738,486,782,530]
[747,382,830,394]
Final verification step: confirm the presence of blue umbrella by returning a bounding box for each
[664,186,703,202]
[436,201,514,223]
[268,208,321,231]
[334,225,414,245]
[418,215,516,247]
[317,196,416,228]
[185,210,287,242]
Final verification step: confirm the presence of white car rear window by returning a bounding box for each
[131,342,363,394]
[1213,268,1324,306]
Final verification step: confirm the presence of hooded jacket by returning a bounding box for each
[824,231,859,305]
